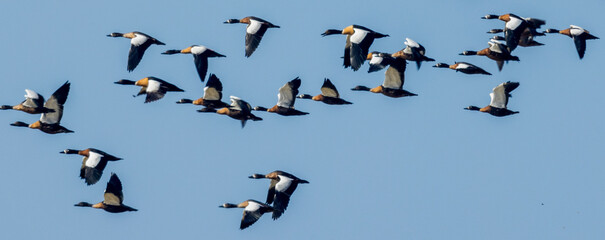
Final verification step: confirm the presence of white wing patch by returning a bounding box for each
[489,84,507,108]
[191,45,208,55]
[229,96,243,110]
[506,17,523,30]
[24,89,39,99]
[146,80,161,93]
[85,151,104,168]
[456,63,471,69]
[246,20,262,34]
[130,33,149,47]
[275,175,293,192]
[245,201,261,212]
[405,38,420,48]
[369,55,383,65]
[350,28,369,44]
[570,25,585,36]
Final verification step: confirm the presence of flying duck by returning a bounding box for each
[481,14,546,51]
[297,78,352,105]
[459,39,519,71]
[465,81,520,117]
[213,96,262,128]
[545,25,599,59]
[74,173,137,213]
[224,16,280,57]
[366,52,395,73]
[322,25,389,71]
[220,199,275,230]
[115,77,184,103]
[253,77,309,116]
[433,62,492,75]
[61,148,122,185]
[1,89,53,114]
[489,34,543,48]
[10,81,73,134]
[351,57,416,98]
[162,45,225,82]
[176,74,230,111]
[394,38,435,69]
[249,171,309,220]
[107,31,165,72]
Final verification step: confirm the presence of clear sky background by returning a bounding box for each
[0,0,603,239]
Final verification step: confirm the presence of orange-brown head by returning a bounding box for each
[216,107,230,115]
[29,121,42,129]
[312,95,324,101]
[181,46,192,54]
[342,25,355,35]
[370,85,384,93]
[193,98,204,105]
[135,77,149,87]
[498,14,511,22]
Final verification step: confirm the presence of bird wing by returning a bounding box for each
[22,89,44,108]
[193,54,209,82]
[573,35,587,59]
[127,34,153,72]
[266,179,278,204]
[320,79,339,98]
[103,173,124,206]
[230,96,251,113]
[383,59,406,89]
[343,35,351,68]
[40,81,70,124]
[277,78,301,108]
[245,20,269,57]
[489,83,508,108]
[241,201,269,230]
[504,17,526,51]
[349,29,374,71]
[203,75,223,101]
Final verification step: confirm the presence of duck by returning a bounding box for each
[465,81,520,117]
[219,199,275,230]
[432,62,492,75]
[249,171,309,220]
[10,81,73,134]
[366,52,395,73]
[544,25,599,59]
[176,74,230,111]
[223,16,280,57]
[213,96,262,128]
[74,173,137,213]
[107,31,165,72]
[481,14,545,51]
[253,77,309,116]
[351,57,416,98]
[162,45,225,82]
[114,77,184,103]
[393,38,435,69]
[297,78,352,105]
[490,35,543,48]
[459,39,519,71]
[61,148,122,185]
[322,25,389,71]
[1,89,54,114]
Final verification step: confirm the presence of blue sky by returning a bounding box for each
[0,0,603,239]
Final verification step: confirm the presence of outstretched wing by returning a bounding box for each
[41,81,70,124]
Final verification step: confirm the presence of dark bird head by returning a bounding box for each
[544,28,560,34]
[106,32,124,37]
[0,105,13,110]
[248,174,266,179]
[10,121,30,128]
[114,79,136,85]
[481,14,499,19]
[162,49,181,55]
[61,149,79,154]
[351,85,371,91]
[297,94,313,100]
[74,202,93,207]
[219,203,238,208]
[459,51,477,56]
[491,36,505,41]
[321,29,342,37]
[487,29,504,34]
[176,98,193,104]
[465,106,481,111]
[223,19,240,24]
[433,63,450,68]
[253,106,268,111]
